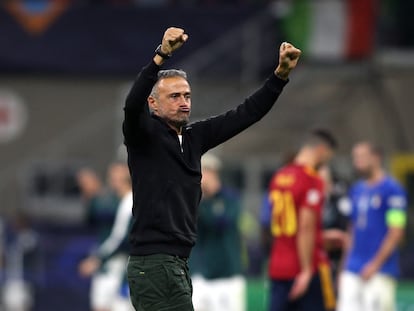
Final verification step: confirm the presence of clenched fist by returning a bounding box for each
[275,42,301,80]
[160,27,189,55]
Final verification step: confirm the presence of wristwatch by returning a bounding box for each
[155,44,172,59]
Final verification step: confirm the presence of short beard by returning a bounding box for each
[165,116,189,131]
[355,168,373,180]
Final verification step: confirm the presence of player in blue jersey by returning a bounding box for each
[337,142,407,311]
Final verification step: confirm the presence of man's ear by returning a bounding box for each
[148,96,158,112]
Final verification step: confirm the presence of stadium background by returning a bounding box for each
[0,0,413,310]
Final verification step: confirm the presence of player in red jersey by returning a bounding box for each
[262,129,338,311]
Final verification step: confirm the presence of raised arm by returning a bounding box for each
[123,27,188,143]
[194,42,301,153]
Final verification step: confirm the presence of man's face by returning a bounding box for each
[149,76,191,129]
[316,144,334,169]
[352,143,377,178]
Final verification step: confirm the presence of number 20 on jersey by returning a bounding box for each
[269,190,297,237]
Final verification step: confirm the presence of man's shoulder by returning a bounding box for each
[187,116,216,130]
[285,164,319,182]
[271,164,317,184]
[270,164,298,188]
[297,165,323,189]
[383,175,405,192]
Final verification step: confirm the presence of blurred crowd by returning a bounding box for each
[3,0,272,6]
[1,143,405,311]
[80,0,271,6]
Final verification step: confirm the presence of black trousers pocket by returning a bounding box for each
[127,257,194,311]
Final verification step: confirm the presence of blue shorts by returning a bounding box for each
[269,264,336,311]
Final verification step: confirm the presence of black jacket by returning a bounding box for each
[123,60,288,258]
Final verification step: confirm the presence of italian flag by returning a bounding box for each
[279,0,377,60]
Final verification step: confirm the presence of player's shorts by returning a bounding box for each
[192,274,246,311]
[337,271,396,311]
[269,263,336,311]
[91,254,127,310]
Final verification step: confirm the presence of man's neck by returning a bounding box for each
[294,150,317,170]
[166,121,182,134]
[153,113,183,134]
[172,125,182,135]
[366,168,385,185]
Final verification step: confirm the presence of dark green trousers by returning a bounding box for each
[127,254,194,311]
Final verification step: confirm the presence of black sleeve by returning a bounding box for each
[123,61,160,144]
[192,74,288,153]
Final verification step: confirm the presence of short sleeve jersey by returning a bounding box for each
[267,164,327,279]
[345,176,407,277]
